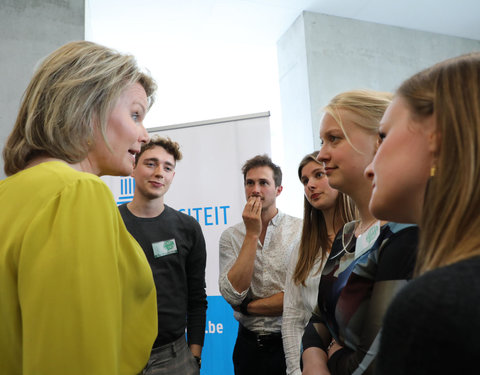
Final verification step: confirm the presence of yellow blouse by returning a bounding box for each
[0,161,157,375]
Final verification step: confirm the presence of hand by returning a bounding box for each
[242,196,262,236]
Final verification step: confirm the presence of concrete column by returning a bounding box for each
[277,11,480,215]
[0,0,85,179]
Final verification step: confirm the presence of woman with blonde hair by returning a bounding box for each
[282,151,356,375]
[0,41,158,375]
[366,52,480,374]
[301,90,418,375]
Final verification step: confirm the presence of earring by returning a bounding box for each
[430,166,436,177]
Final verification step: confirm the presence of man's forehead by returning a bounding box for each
[140,146,175,164]
[246,166,274,180]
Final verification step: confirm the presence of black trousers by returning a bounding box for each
[233,325,286,375]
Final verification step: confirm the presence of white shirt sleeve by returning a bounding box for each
[282,244,309,375]
[218,228,249,306]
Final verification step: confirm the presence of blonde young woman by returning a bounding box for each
[282,152,355,375]
[366,52,480,375]
[301,90,419,375]
[0,41,157,375]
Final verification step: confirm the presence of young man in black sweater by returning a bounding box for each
[119,136,207,375]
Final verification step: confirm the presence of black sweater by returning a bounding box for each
[119,204,207,347]
[377,255,480,374]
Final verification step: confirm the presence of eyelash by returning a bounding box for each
[329,135,339,142]
[145,162,173,172]
[320,135,340,145]
[378,132,386,145]
[302,172,324,185]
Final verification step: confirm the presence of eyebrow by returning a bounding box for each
[134,100,147,113]
[323,127,342,135]
[143,158,175,167]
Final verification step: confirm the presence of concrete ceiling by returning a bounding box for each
[87,0,480,46]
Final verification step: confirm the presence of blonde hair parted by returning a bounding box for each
[324,89,393,152]
[293,152,356,286]
[397,52,480,275]
[3,40,157,176]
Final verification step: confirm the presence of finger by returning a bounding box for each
[252,197,262,213]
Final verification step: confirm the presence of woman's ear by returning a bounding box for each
[424,114,440,155]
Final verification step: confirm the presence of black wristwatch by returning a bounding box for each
[194,355,201,369]
[240,297,252,315]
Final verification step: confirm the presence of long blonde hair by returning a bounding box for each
[3,41,157,176]
[398,52,480,275]
[293,152,356,286]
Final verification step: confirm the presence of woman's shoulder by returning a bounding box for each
[2,161,111,206]
[377,222,419,256]
[375,222,418,280]
[381,222,418,237]
[414,256,480,289]
[397,256,480,308]
[11,161,103,186]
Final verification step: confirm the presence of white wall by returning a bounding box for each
[0,0,85,179]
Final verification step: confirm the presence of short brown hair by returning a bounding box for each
[135,135,183,165]
[3,40,156,176]
[241,154,282,187]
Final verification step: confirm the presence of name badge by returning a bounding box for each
[152,239,178,258]
[355,221,380,260]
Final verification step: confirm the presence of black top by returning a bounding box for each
[303,222,418,375]
[119,204,207,348]
[376,255,480,375]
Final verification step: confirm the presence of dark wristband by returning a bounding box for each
[240,297,252,315]
[194,356,201,369]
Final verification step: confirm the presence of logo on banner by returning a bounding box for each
[179,206,231,226]
[117,177,135,205]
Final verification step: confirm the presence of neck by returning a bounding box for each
[24,156,100,175]
[347,181,372,220]
[261,205,278,227]
[73,158,98,175]
[348,184,379,236]
[127,193,165,218]
[322,205,339,238]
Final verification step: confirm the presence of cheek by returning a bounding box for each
[326,187,339,200]
[109,117,136,145]
[318,177,332,189]
[373,146,389,176]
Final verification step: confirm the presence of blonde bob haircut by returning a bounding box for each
[397,52,480,275]
[323,89,393,152]
[3,40,157,176]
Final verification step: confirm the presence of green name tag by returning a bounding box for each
[152,239,178,258]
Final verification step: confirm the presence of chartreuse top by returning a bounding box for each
[0,161,157,375]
